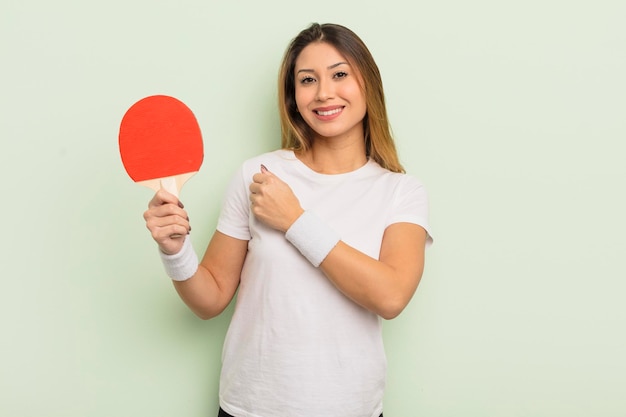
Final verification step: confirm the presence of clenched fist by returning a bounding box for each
[143,189,191,255]
[249,165,304,232]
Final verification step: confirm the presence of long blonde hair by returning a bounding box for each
[278,23,405,173]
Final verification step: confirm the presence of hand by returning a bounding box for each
[143,189,191,255]
[249,165,304,232]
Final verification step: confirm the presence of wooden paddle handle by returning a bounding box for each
[161,177,183,239]
[160,177,179,197]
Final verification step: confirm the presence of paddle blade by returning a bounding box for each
[118,95,204,186]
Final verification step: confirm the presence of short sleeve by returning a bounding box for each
[386,175,433,246]
[216,165,251,240]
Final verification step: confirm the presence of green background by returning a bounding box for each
[1,0,625,416]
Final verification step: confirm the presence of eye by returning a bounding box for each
[333,71,348,79]
[299,76,316,85]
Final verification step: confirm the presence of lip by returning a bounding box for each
[312,105,344,120]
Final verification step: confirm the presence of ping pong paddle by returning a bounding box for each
[118,95,203,197]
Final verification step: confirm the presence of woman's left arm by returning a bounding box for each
[320,222,427,320]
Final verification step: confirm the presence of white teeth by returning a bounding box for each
[316,108,342,116]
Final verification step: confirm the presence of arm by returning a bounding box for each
[173,231,247,320]
[320,223,427,320]
[144,190,247,320]
[249,168,427,320]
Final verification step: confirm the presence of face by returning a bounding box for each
[294,42,367,144]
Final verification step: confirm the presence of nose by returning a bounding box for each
[316,79,333,102]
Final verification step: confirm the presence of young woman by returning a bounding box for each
[144,23,432,417]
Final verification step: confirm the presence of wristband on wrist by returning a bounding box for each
[285,210,340,267]
[158,235,199,281]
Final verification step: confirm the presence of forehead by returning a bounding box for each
[295,42,349,70]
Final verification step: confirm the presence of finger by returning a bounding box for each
[148,189,184,209]
[149,215,190,237]
[156,224,190,241]
[148,212,189,228]
[249,182,261,195]
[144,203,190,233]
[168,227,189,239]
[144,204,188,224]
[249,192,260,207]
[261,164,280,180]
[259,165,281,182]
[153,203,188,218]
[252,172,269,185]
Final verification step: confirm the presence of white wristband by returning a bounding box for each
[158,235,199,281]
[285,211,340,267]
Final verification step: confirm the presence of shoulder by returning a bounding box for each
[392,172,428,203]
[396,172,427,193]
[368,163,429,211]
[368,161,426,192]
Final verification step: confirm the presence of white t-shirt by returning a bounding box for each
[216,150,432,417]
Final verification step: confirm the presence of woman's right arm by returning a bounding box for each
[144,189,248,320]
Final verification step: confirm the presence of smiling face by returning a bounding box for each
[294,42,367,144]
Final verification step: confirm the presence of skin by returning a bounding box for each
[144,42,427,320]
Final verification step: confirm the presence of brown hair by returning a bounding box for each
[278,23,404,173]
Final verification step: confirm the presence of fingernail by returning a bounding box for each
[178,201,184,208]
[260,164,268,173]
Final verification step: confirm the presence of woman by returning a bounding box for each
[144,23,432,417]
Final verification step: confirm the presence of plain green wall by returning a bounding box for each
[1,0,625,416]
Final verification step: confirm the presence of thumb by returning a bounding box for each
[260,164,285,182]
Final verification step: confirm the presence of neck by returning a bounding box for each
[296,136,367,175]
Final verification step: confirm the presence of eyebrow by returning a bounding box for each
[296,61,349,74]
